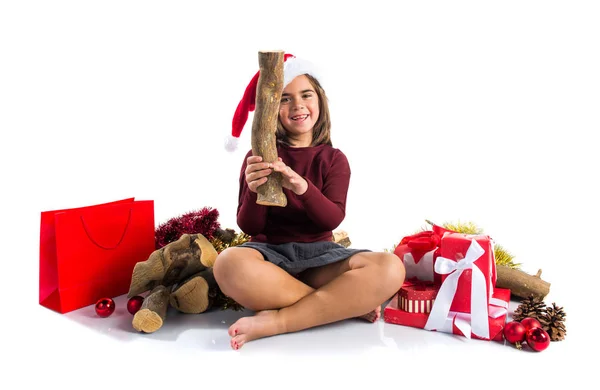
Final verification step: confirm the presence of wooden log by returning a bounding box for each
[161,233,217,286]
[333,230,351,248]
[496,265,551,300]
[132,285,171,333]
[127,233,217,297]
[126,246,165,298]
[170,268,217,314]
[251,50,287,207]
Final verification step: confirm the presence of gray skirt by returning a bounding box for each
[239,241,371,274]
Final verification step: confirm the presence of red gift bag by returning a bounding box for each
[39,198,155,314]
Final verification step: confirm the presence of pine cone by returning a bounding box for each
[513,295,546,321]
[539,303,567,341]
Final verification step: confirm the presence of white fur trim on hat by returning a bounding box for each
[283,57,322,88]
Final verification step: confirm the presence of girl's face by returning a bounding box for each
[279,75,320,145]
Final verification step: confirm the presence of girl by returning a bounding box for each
[215,55,405,350]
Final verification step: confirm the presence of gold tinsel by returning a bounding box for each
[210,288,245,312]
[437,220,483,235]
[210,231,251,254]
[390,220,520,269]
[437,221,520,269]
[384,244,398,254]
[493,243,521,268]
[208,230,251,311]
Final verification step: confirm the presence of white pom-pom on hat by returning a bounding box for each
[227,53,321,152]
[224,134,239,152]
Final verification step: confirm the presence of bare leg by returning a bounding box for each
[213,247,313,311]
[214,248,380,316]
[298,258,382,322]
[227,252,404,349]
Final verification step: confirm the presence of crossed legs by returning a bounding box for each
[213,247,405,350]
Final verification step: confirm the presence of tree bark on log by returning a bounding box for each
[333,230,351,248]
[132,285,171,333]
[161,234,217,286]
[251,50,287,207]
[128,233,217,297]
[170,268,217,314]
[495,265,551,300]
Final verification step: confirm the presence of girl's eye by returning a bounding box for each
[281,97,291,104]
[302,94,313,99]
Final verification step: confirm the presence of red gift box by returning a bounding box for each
[435,233,496,314]
[398,282,438,314]
[394,225,451,284]
[384,287,510,341]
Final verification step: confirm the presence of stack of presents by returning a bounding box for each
[384,223,510,341]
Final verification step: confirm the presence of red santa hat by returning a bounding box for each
[225,53,322,152]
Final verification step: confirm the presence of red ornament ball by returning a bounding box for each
[127,295,144,315]
[95,297,116,317]
[503,321,527,349]
[521,317,542,332]
[526,327,551,352]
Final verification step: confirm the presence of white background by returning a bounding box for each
[1,1,598,389]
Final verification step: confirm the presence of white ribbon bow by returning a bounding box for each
[424,239,490,339]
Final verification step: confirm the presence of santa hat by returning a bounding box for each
[225,53,322,152]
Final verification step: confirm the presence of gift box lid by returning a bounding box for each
[398,281,438,301]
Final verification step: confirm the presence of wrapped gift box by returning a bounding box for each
[394,224,456,284]
[384,287,510,341]
[398,281,438,314]
[394,231,441,283]
[436,232,497,314]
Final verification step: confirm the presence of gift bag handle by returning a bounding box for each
[80,208,132,250]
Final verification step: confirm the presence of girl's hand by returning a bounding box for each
[244,156,273,193]
[271,158,308,195]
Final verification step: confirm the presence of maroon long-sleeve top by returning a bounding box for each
[237,144,351,244]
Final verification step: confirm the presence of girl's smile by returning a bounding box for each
[279,75,320,146]
[290,114,309,121]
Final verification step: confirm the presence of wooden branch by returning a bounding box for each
[128,233,217,297]
[252,50,287,207]
[127,245,165,298]
[495,265,551,300]
[170,268,217,314]
[161,233,217,286]
[333,230,351,248]
[132,285,171,333]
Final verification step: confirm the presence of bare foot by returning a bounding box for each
[359,305,381,323]
[228,306,381,350]
[228,310,286,350]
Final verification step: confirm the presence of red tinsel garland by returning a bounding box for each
[154,207,221,249]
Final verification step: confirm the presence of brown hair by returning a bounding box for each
[276,74,332,147]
